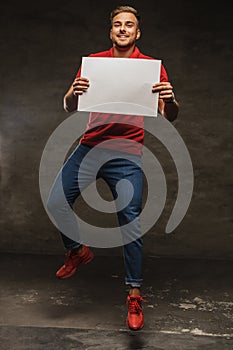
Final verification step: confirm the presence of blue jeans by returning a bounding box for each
[47,144,143,287]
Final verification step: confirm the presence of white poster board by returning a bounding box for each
[78,57,161,117]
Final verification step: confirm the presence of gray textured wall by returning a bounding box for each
[0,0,232,258]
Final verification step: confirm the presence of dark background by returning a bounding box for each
[0,0,232,258]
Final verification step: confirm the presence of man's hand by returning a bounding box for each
[73,77,90,96]
[152,82,179,121]
[63,77,90,112]
[152,82,174,103]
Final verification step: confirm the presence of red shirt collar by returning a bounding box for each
[109,46,140,58]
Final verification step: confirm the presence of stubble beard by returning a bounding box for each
[114,38,136,50]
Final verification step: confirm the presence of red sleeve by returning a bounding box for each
[160,64,168,82]
[75,66,82,79]
[75,53,95,79]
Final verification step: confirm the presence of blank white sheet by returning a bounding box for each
[78,57,161,117]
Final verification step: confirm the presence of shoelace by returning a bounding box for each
[128,296,146,314]
[64,249,83,266]
[64,250,78,263]
[64,251,72,265]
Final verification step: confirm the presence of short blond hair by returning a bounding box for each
[110,6,140,28]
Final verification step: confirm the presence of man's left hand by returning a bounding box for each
[152,82,174,103]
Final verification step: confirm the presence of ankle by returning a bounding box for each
[71,245,83,254]
[129,287,141,296]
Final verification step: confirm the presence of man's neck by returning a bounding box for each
[113,45,136,58]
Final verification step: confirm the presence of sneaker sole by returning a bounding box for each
[56,268,77,279]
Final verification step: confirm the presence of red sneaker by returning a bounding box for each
[56,245,94,279]
[126,295,145,331]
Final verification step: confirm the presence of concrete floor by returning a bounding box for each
[0,252,233,349]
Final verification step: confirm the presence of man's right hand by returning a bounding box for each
[72,77,90,95]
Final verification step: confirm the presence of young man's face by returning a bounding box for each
[110,12,141,49]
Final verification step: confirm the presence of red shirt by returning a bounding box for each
[77,47,168,154]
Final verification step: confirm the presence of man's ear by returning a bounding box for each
[136,29,141,40]
[110,29,112,40]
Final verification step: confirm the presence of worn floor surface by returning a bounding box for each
[0,253,232,349]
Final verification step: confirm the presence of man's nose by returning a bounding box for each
[119,25,126,32]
